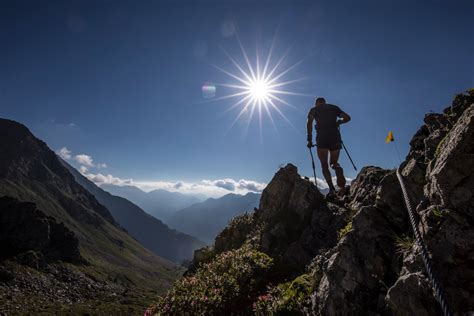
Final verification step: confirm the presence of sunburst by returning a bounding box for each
[208,32,308,137]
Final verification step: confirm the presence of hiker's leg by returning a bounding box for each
[317,148,335,190]
[330,149,346,188]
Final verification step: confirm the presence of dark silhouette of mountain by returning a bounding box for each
[167,193,260,244]
[0,118,178,312]
[101,184,201,223]
[64,162,204,262]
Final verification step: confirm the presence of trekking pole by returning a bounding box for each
[308,146,318,186]
[339,126,358,171]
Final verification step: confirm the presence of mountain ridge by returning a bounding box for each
[64,162,205,262]
[167,192,261,244]
[101,183,201,222]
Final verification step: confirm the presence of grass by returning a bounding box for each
[431,207,448,227]
[337,208,358,240]
[432,208,445,218]
[338,221,353,239]
[394,235,415,255]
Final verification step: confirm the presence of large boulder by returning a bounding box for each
[256,164,346,276]
[386,272,442,316]
[348,166,388,209]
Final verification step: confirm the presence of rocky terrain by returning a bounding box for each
[0,118,181,314]
[148,90,473,315]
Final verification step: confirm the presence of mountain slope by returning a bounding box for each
[101,184,201,222]
[167,193,260,244]
[0,118,180,313]
[148,90,474,315]
[64,163,204,262]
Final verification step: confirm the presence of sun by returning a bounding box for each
[206,31,308,136]
[249,79,270,102]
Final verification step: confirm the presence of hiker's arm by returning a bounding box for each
[338,112,351,125]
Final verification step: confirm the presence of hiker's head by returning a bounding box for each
[315,97,326,106]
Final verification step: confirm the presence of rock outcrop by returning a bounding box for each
[0,196,83,265]
[151,90,474,315]
[386,91,474,315]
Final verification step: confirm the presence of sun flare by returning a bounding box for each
[207,32,308,136]
[249,79,270,101]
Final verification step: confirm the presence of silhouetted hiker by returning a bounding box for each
[307,97,351,196]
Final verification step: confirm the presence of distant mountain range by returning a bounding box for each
[167,193,261,244]
[64,162,204,262]
[101,184,201,223]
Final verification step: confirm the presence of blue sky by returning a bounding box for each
[1,0,473,197]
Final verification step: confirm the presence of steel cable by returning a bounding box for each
[396,168,453,316]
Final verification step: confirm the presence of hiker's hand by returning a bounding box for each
[307,141,313,148]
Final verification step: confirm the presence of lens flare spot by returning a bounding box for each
[202,84,216,99]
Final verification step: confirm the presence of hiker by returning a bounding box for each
[307,97,351,196]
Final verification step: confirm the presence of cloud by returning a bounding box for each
[57,147,72,160]
[79,170,267,198]
[56,147,108,172]
[74,154,94,167]
[201,178,268,194]
[237,179,266,192]
[57,147,267,198]
[204,179,236,191]
[84,172,133,186]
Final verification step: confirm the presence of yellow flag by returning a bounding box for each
[385,131,394,143]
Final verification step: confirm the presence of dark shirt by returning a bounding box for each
[307,104,343,133]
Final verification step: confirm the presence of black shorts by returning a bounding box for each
[316,131,342,151]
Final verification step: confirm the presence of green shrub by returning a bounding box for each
[148,244,273,315]
[253,274,313,315]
